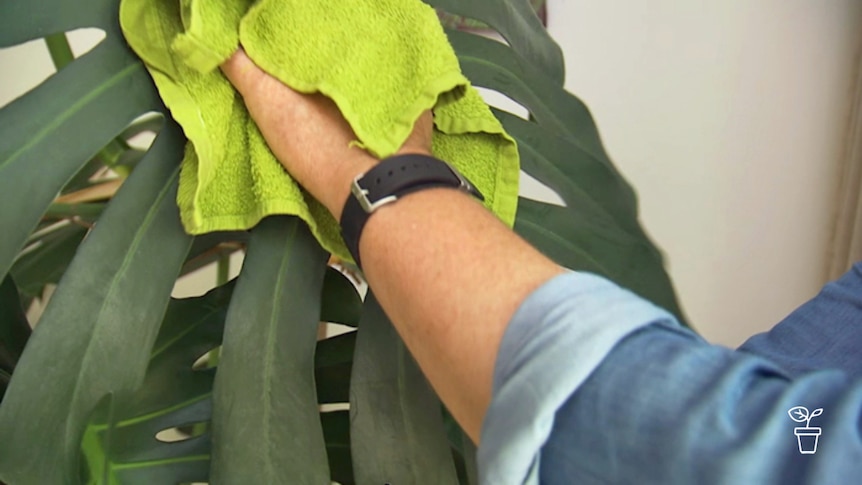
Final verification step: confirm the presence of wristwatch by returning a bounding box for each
[339,153,484,268]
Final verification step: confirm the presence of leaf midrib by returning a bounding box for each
[91,392,211,431]
[262,220,299,482]
[0,46,141,172]
[149,304,224,360]
[64,166,181,455]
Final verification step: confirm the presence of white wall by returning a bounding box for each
[544,0,862,345]
[2,2,861,346]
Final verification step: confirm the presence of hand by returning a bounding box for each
[220,49,434,220]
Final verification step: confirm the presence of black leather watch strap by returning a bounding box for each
[339,154,483,268]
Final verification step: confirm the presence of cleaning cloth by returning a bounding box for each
[119,0,520,262]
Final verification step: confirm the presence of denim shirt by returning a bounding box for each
[479,264,862,484]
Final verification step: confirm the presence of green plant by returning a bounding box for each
[0,0,686,483]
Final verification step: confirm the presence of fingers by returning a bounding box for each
[220,49,433,162]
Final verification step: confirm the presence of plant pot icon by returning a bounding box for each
[788,406,823,454]
[794,427,821,454]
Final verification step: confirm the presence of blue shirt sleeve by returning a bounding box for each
[540,321,862,484]
[739,262,862,379]
[478,271,678,484]
[479,268,862,484]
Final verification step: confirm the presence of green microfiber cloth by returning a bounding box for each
[119,0,520,262]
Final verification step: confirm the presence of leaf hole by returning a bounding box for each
[192,347,222,371]
[437,13,507,42]
[173,249,245,298]
[155,420,209,443]
[122,111,165,152]
[519,171,565,207]
[320,403,350,412]
[475,87,530,120]
[323,323,356,337]
[66,28,106,57]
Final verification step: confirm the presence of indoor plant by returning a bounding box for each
[0,0,686,483]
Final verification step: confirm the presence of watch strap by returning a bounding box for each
[340,154,483,268]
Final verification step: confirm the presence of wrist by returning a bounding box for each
[338,152,482,268]
[325,147,433,221]
[323,154,377,222]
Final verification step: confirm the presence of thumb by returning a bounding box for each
[220,49,265,96]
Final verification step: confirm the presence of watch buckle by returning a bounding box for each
[351,176,397,213]
[447,163,485,202]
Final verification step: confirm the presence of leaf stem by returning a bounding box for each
[44,33,75,70]
[194,253,229,438]
[205,256,229,367]
[44,203,105,221]
[206,252,227,369]
[217,254,230,286]
[80,425,119,485]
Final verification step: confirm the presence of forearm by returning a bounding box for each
[354,187,563,443]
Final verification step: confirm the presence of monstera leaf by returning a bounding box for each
[0,0,685,483]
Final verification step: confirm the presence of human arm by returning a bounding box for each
[220,50,565,442]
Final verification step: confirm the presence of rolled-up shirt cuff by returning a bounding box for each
[478,271,680,484]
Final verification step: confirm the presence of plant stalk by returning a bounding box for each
[216,254,230,287]
[207,254,231,366]
[43,203,105,221]
[188,256,231,437]
[44,33,75,70]
[205,255,231,369]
